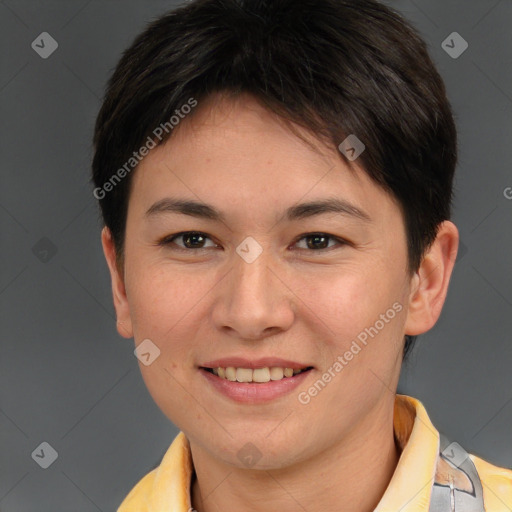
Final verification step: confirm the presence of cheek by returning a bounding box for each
[125,264,208,426]
[126,262,206,340]
[296,266,385,342]
[295,263,405,378]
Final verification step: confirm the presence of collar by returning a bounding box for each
[375,394,439,511]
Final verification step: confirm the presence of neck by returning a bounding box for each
[190,397,401,512]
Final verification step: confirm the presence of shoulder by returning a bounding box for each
[471,453,512,510]
[117,468,157,512]
[116,432,191,512]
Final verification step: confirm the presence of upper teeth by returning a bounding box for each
[211,367,307,383]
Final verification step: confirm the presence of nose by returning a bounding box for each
[211,246,295,341]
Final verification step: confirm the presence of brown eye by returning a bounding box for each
[294,233,347,251]
[158,231,217,250]
[180,232,207,248]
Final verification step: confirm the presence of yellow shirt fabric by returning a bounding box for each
[118,394,512,511]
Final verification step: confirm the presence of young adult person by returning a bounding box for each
[91,1,512,510]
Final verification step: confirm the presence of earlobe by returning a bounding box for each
[101,226,134,339]
[404,221,459,336]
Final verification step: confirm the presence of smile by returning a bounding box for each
[199,364,315,404]
[201,366,314,383]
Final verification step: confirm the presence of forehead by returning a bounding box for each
[129,94,401,227]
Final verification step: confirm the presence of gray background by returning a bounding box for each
[0,0,511,510]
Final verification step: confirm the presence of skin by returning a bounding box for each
[102,93,459,512]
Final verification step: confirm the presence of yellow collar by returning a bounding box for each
[375,394,439,511]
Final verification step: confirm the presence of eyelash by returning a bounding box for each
[156,231,349,253]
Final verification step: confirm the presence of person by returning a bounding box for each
[91,0,512,510]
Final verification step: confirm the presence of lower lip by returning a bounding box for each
[199,368,313,404]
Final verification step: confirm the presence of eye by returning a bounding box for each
[156,231,348,252]
[292,232,348,251]
[157,231,218,251]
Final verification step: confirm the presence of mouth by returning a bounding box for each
[198,358,316,403]
[199,365,314,383]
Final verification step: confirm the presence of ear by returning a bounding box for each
[404,220,459,336]
[101,226,133,339]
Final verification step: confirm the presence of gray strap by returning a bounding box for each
[429,433,485,511]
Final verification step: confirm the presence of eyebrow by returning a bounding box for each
[145,197,372,223]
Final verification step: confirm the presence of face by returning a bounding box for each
[103,93,442,469]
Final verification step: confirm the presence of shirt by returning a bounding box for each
[117,394,512,511]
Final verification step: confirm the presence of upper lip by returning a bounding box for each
[200,357,313,370]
